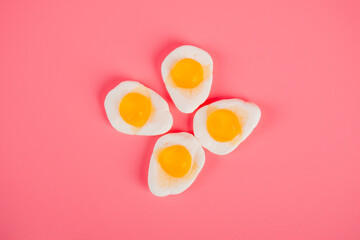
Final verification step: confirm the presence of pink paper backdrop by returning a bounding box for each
[1,0,359,239]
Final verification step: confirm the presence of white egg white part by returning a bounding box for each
[148,132,205,197]
[104,81,173,136]
[161,45,213,113]
[193,99,261,155]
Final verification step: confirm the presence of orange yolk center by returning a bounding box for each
[119,92,152,128]
[207,109,241,142]
[170,58,204,89]
[158,145,192,178]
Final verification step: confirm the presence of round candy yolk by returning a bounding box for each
[158,145,192,178]
[119,92,152,128]
[207,109,241,142]
[170,58,204,89]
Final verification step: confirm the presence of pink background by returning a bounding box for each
[1,0,360,239]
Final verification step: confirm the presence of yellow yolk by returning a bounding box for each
[158,145,192,178]
[119,92,152,128]
[207,109,241,142]
[170,58,204,88]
